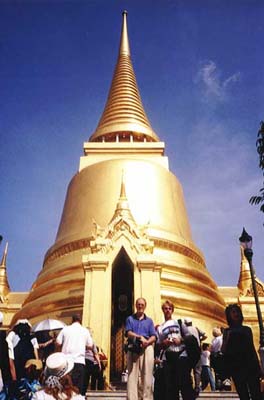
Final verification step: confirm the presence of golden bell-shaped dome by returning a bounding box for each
[13,12,226,342]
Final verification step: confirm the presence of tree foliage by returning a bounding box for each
[249,121,264,212]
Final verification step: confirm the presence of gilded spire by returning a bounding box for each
[237,245,252,295]
[119,10,130,57]
[0,242,10,298]
[89,11,159,143]
[237,244,264,296]
[111,171,135,222]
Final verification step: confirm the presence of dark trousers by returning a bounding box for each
[71,363,85,395]
[82,359,94,394]
[82,360,104,393]
[164,355,195,400]
[90,365,104,390]
[154,366,165,400]
[232,373,261,400]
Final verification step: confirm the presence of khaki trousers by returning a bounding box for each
[127,345,154,400]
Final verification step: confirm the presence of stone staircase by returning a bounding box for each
[86,391,239,399]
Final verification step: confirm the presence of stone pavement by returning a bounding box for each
[86,391,239,399]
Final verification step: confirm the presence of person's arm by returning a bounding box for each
[33,347,39,359]
[140,319,157,348]
[39,338,54,348]
[32,337,39,359]
[94,352,101,370]
[6,331,16,380]
[126,330,142,340]
[9,358,16,380]
[125,316,142,340]
[221,328,229,353]
[85,328,94,350]
[55,329,63,351]
[141,334,156,348]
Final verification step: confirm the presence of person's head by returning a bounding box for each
[184,317,192,327]
[72,314,82,324]
[25,359,43,381]
[161,300,174,320]
[43,352,77,400]
[212,327,222,337]
[225,303,243,327]
[13,320,31,338]
[202,343,210,351]
[135,298,147,314]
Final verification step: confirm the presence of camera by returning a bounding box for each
[126,337,143,354]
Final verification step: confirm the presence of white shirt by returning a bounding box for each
[56,322,93,365]
[211,335,223,353]
[6,330,39,360]
[157,319,188,356]
[85,343,98,363]
[201,349,210,367]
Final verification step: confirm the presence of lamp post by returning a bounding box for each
[239,228,264,371]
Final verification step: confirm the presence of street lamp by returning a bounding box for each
[239,227,264,371]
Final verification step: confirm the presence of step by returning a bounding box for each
[86,390,239,399]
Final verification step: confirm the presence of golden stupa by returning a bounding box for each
[3,11,263,381]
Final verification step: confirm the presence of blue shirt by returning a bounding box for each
[125,314,156,339]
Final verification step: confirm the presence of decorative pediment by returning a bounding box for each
[243,278,264,297]
[90,178,153,255]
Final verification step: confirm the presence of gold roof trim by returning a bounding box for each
[89,11,159,143]
[43,235,204,269]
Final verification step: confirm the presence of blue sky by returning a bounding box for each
[0,0,263,292]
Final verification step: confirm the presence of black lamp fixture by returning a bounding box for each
[239,227,253,257]
[239,228,264,371]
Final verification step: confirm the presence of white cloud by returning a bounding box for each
[196,60,241,101]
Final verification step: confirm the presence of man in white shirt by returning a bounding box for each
[56,314,93,395]
[157,301,195,400]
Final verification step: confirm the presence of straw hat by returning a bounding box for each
[25,359,43,370]
[44,353,74,378]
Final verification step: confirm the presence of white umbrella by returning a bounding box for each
[32,318,66,332]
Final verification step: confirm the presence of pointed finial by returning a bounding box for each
[0,242,8,267]
[119,10,130,56]
[0,242,10,297]
[120,170,127,199]
[109,172,136,224]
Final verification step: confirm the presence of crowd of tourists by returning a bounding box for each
[0,301,263,400]
[0,313,107,399]
[125,299,263,400]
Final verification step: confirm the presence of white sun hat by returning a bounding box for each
[44,352,74,378]
[14,319,32,327]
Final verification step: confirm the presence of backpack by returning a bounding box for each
[14,335,35,380]
[178,319,201,368]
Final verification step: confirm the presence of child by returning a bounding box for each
[201,343,215,391]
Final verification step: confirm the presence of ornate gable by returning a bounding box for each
[90,178,153,255]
